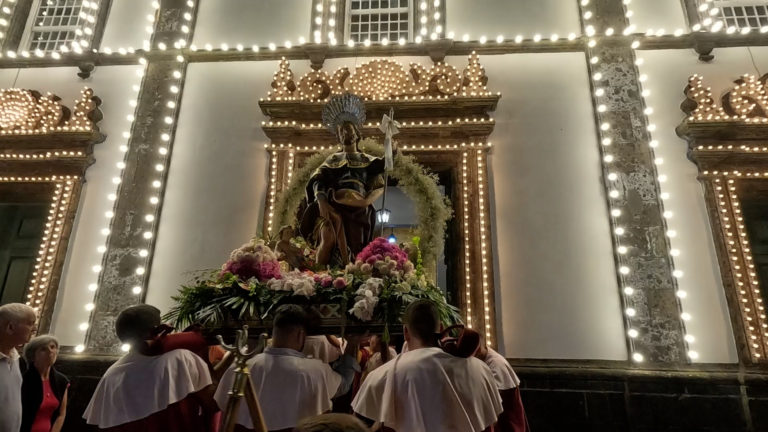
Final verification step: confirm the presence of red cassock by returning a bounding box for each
[97,397,209,432]
[482,348,530,432]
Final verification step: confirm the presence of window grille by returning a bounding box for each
[348,0,411,43]
[25,0,86,53]
[709,1,768,29]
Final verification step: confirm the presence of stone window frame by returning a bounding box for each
[258,54,499,346]
[0,88,103,333]
[2,0,111,53]
[345,0,413,44]
[681,0,768,31]
[311,0,445,45]
[677,73,768,363]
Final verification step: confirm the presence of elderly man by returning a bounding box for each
[353,300,502,432]
[0,303,37,432]
[215,305,362,432]
[84,305,218,431]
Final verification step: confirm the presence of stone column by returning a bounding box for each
[85,0,198,353]
[578,0,687,363]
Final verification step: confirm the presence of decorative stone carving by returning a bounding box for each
[683,74,768,123]
[267,52,493,102]
[0,88,101,135]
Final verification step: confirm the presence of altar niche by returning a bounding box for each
[258,53,501,346]
[0,88,103,333]
[677,73,768,364]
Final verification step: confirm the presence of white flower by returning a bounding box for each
[394,282,411,293]
[279,270,316,297]
[292,279,316,297]
[349,296,378,321]
[361,277,384,296]
[267,278,288,291]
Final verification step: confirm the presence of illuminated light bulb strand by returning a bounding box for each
[634,54,699,361]
[719,179,768,358]
[461,151,472,329]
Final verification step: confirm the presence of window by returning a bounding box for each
[709,1,768,29]
[348,0,411,43]
[23,0,88,53]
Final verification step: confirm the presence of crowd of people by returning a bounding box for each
[0,300,529,432]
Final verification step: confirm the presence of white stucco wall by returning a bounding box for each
[446,0,581,40]
[461,53,627,360]
[637,47,768,363]
[100,0,157,51]
[146,61,292,313]
[628,0,688,35]
[7,66,144,346]
[194,0,313,47]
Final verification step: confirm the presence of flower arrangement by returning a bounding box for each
[221,241,282,282]
[165,236,461,333]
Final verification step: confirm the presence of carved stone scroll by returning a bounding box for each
[267,52,493,102]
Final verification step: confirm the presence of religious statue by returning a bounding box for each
[274,225,306,270]
[299,94,393,267]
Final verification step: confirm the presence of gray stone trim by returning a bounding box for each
[84,0,197,354]
[579,0,687,364]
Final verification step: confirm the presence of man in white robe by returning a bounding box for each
[215,305,361,432]
[352,300,502,432]
[84,305,218,432]
[476,340,530,432]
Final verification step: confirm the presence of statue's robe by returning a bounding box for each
[300,151,386,265]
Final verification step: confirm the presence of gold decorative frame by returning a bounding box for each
[677,73,768,363]
[0,88,103,332]
[258,53,501,346]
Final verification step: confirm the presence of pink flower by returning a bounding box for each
[333,277,347,289]
[321,276,333,288]
[356,237,411,270]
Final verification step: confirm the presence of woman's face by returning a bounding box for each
[34,341,58,369]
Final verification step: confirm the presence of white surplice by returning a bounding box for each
[83,349,212,429]
[352,347,503,432]
[215,346,342,431]
[484,348,521,390]
[302,335,343,363]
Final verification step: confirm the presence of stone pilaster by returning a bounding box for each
[579,0,687,363]
[85,0,197,354]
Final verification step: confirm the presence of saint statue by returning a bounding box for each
[299,94,391,267]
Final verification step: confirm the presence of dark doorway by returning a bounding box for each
[0,203,47,304]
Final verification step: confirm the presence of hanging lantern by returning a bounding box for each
[377,208,391,224]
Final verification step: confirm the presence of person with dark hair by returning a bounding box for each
[360,334,396,383]
[21,335,69,432]
[352,300,502,432]
[83,305,218,432]
[215,304,364,432]
[292,413,368,432]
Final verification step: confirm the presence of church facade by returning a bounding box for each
[1,0,768,430]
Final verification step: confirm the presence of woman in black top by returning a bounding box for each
[21,335,69,432]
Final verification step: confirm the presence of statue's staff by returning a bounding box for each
[218,326,268,432]
[378,107,400,236]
